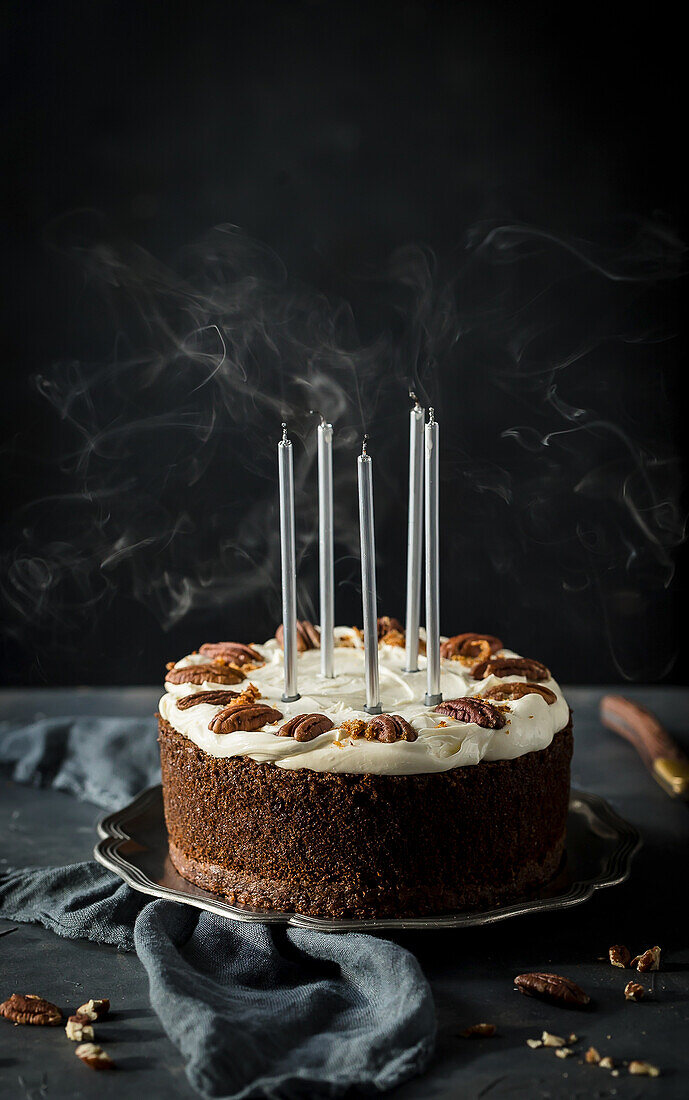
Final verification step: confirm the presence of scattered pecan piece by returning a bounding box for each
[75,1043,115,1070]
[440,632,503,660]
[555,1047,573,1058]
[65,1015,95,1041]
[514,972,590,1008]
[0,993,62,1026]
[377,616,403,639]
[278,713,334,742]
[472,656,550,682]
[76,998,110,1021]
[482,682,557,705]
[631,946,661,972]
[526,1038,543,1049]
[609,944,631,968]
[585,1046,601,1064]
[624,981,645,1001]
[541,1031,566,1047]
[461,1023,496,1038]
[177,689,243,710]
[434,697,506,730]
[165,661,244,686]
[208,701,283,734]
[629,1061,660,1077]
[275,621,320,651]
[364,714,418,743]
[199,642,264,667]
[599,1056,615,1070]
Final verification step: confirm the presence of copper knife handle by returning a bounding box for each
[600,694,689,798]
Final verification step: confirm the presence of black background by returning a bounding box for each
[1,0,686,686]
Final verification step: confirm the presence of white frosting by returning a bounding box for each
[159,627,570,775]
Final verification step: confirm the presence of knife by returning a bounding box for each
[600,694,689,800]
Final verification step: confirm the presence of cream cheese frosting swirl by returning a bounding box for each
[159,627,570,775]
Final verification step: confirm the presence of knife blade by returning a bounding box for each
[600,694,689,800]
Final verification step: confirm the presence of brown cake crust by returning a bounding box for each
[158,712,573,918]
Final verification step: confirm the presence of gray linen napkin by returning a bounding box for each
[0,719,436,1098]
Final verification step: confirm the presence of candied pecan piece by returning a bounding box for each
[434,697,506,730]
[440,632,503,660]
[177,689,243,710]
[472,656,550,682]
[365,714,418,743]
[514,972,590,1008]
[380,629,406,648]
[165,661,244,686]
[0,993,62,1026]
[208,702,283,734]
[340,718,367,738]
[199,642,264,667]
[275,620,320,651]
[278,713,334,742]
[377,616,404,639]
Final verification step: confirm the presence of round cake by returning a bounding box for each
[158,624,572,918]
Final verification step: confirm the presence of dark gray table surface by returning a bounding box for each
[1,685,688,1099]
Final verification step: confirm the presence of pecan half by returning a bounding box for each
[482,682,557,705]
[76,999,110,1021]
[609,944,631,968]
[165,661,244,686]
[278,713,334,742]
[434,697,506,730]
[472,656,550,682]
[0,993,62,1026]
[377,616,403,639]
[75,1043,114,1070]
[440,632,503,660]
[199,642,264,667]
[514,972,590,1008]
[364,714,418,743]
[208,702,283,734]
[275,620,320,651]
[177,689,243,710]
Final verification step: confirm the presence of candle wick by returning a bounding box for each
[281,423,288,443]
[428,407,435,424]
[409,390,420,409]
[361,434,369,456]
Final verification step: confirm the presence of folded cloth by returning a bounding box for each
[0,717,436,1099]
[0,716,160,809]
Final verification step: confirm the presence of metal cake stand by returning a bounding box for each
[94,785,641,931]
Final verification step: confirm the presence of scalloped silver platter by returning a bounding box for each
[94,785,641,931]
